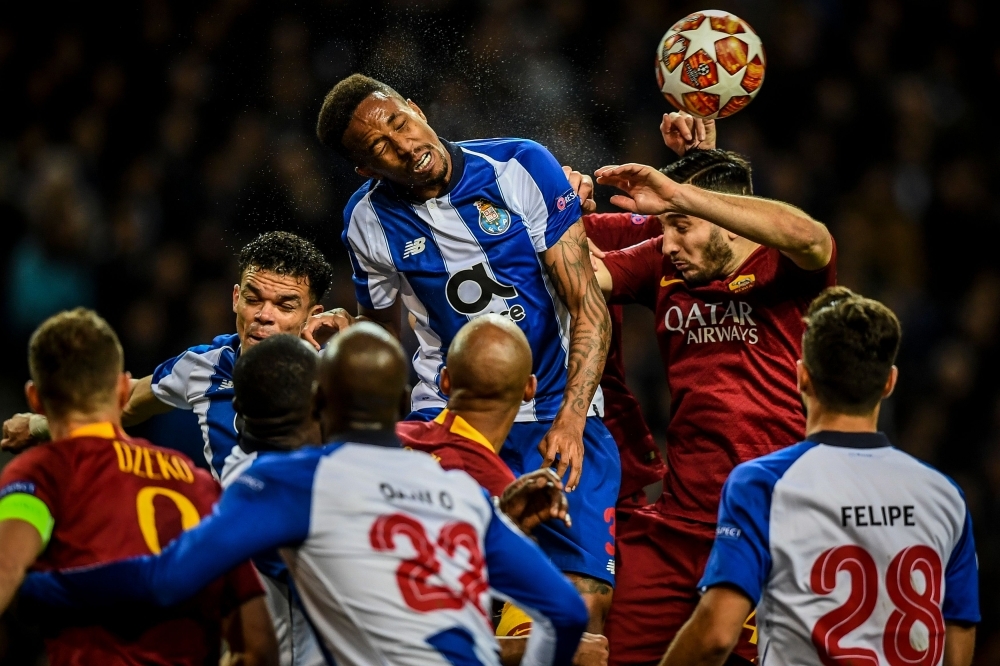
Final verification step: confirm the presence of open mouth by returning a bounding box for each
[413,151,432,173]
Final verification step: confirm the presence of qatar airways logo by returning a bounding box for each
[663,300,759,345]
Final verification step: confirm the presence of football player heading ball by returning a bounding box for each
[304,74,620,630]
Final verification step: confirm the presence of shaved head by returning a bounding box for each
[444,315,533,405]
[315,322,409,436]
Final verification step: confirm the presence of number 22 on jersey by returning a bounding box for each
[810,544,945,666]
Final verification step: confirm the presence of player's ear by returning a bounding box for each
[796,360,810,396]
[355,165,379,180]
[311,382,327,438]
[523,375,538,403]
[309,302,324,317]
[116,372,131,410]
[232,283,240,313]
[882,366,898,399]
[25,381,45,416]
[439,367,452,397]
[405,99,427,122]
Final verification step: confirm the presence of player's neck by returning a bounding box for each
[805,403,881,436]
[721,239,760,278]
[401,146,453,202]
[445,400,518,454]
[48,409,124,441]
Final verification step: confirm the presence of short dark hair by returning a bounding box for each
[233,333,317,421]
[316,74,406,158]
[237,231,333,304]
[802,286,902,415]
[660,149,753,195]
[29,308,123,417]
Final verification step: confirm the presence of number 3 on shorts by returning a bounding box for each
[810,544,945,666]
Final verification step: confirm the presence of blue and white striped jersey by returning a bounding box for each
[701,431,980,666]
[150,333,240,477]
[21,432,589,666]
[344,138,602,421]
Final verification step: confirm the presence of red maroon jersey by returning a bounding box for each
[604,240,837,527]
[583,213,667,498]
[0,422,264,666]
[397,409,515,497]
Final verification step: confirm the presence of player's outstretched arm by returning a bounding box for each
[300,301,402,349]
[122,375,174,427]
[595,164,832,270]
[540,220,611,491]
[660,111,716,156]
[20,459,309,609]
[658,586,752,666]
[484,500,589,666]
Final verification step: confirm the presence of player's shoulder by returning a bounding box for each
[458,137,552,163]
[727,440,821,492]
[153,333,238,382]
[0,440,65,482]
[891,448,968,504]
[344,179,383,226]
[130,436,215,484]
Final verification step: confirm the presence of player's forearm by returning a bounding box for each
[671,184,831,269]
[544,223,611,428]
[122,376,173,427]
[497,636,527,666]
[944,623,976,666]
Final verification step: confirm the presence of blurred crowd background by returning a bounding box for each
[1,0,998,659]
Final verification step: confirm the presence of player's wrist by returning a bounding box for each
[28,414,50,441]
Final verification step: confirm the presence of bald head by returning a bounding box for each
[443,315,533,406]
[316,322,408,435]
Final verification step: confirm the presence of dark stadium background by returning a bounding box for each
[1,0,997,660]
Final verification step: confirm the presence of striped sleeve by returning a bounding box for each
[343,185,401,310]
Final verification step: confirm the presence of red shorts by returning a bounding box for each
[606,506,758,665]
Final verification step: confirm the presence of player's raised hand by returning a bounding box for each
[594,163,679,216]
[563,166,597,214]
[1,413,47,453]
[572,633,610,666]
[300,308,356,350]
[660,111,716,156]
[498,468,571,535]
[538,422,584,492]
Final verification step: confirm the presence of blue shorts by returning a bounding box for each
[408,410,621,585]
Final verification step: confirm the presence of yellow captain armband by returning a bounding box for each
[496,602,533,637]
[0,493,54,549]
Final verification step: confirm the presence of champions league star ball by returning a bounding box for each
[655,10,766,119]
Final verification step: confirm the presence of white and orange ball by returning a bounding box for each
[655,10,766,119]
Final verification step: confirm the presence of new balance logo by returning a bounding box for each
[219,379,234,390]
[403,237,426,258]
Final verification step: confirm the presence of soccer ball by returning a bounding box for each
[655,10,766,119]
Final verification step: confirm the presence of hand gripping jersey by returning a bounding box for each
[604,241,837,527]
[150,332,241,477]
[396,409,516,498]
[582,213,666,501]
[344,138,600,422]
[0,422,263,666]
[20,431,588,666]
[701,431,980,665]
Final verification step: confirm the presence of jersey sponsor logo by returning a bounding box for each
[445,262,520,317]
[716,524,742,539]
[234,474,265,491]
[0,481,36,499]
[403,236,427,258]
[555,189,578,211]
[663,300,759,345]
[630,214,649,225]
[474,199,511,235]
[728,274,756,293]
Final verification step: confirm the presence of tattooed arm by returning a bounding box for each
[539,219,611,492]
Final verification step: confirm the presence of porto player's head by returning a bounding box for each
[314,322,409,440]
[233,333,320,451]
[26,308,130,436]
[234,231,333,350]
[798,286,901,429]
[440,315,536,450]
[316,74,451,200]
[657,150,753,286]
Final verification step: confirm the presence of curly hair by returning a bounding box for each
[316,73,405,158]
[237,231,333,304]
[802,286,902,415]
[660,149,753,195]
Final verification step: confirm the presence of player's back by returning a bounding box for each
[716,431,978,665]
[251,438,508,666]
[1,423,255,665]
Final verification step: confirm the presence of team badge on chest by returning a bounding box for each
[474,199,511,235]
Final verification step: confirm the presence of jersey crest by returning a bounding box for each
[474,199,511,235]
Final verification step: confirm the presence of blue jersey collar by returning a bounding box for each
[806,430,891,449]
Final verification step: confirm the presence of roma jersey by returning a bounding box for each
[0,422,263,666]
[343,138,600,422]
[604,240,837,527]
[582,213,666,499]
[701,431,979,665]
[396,409,515,498]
